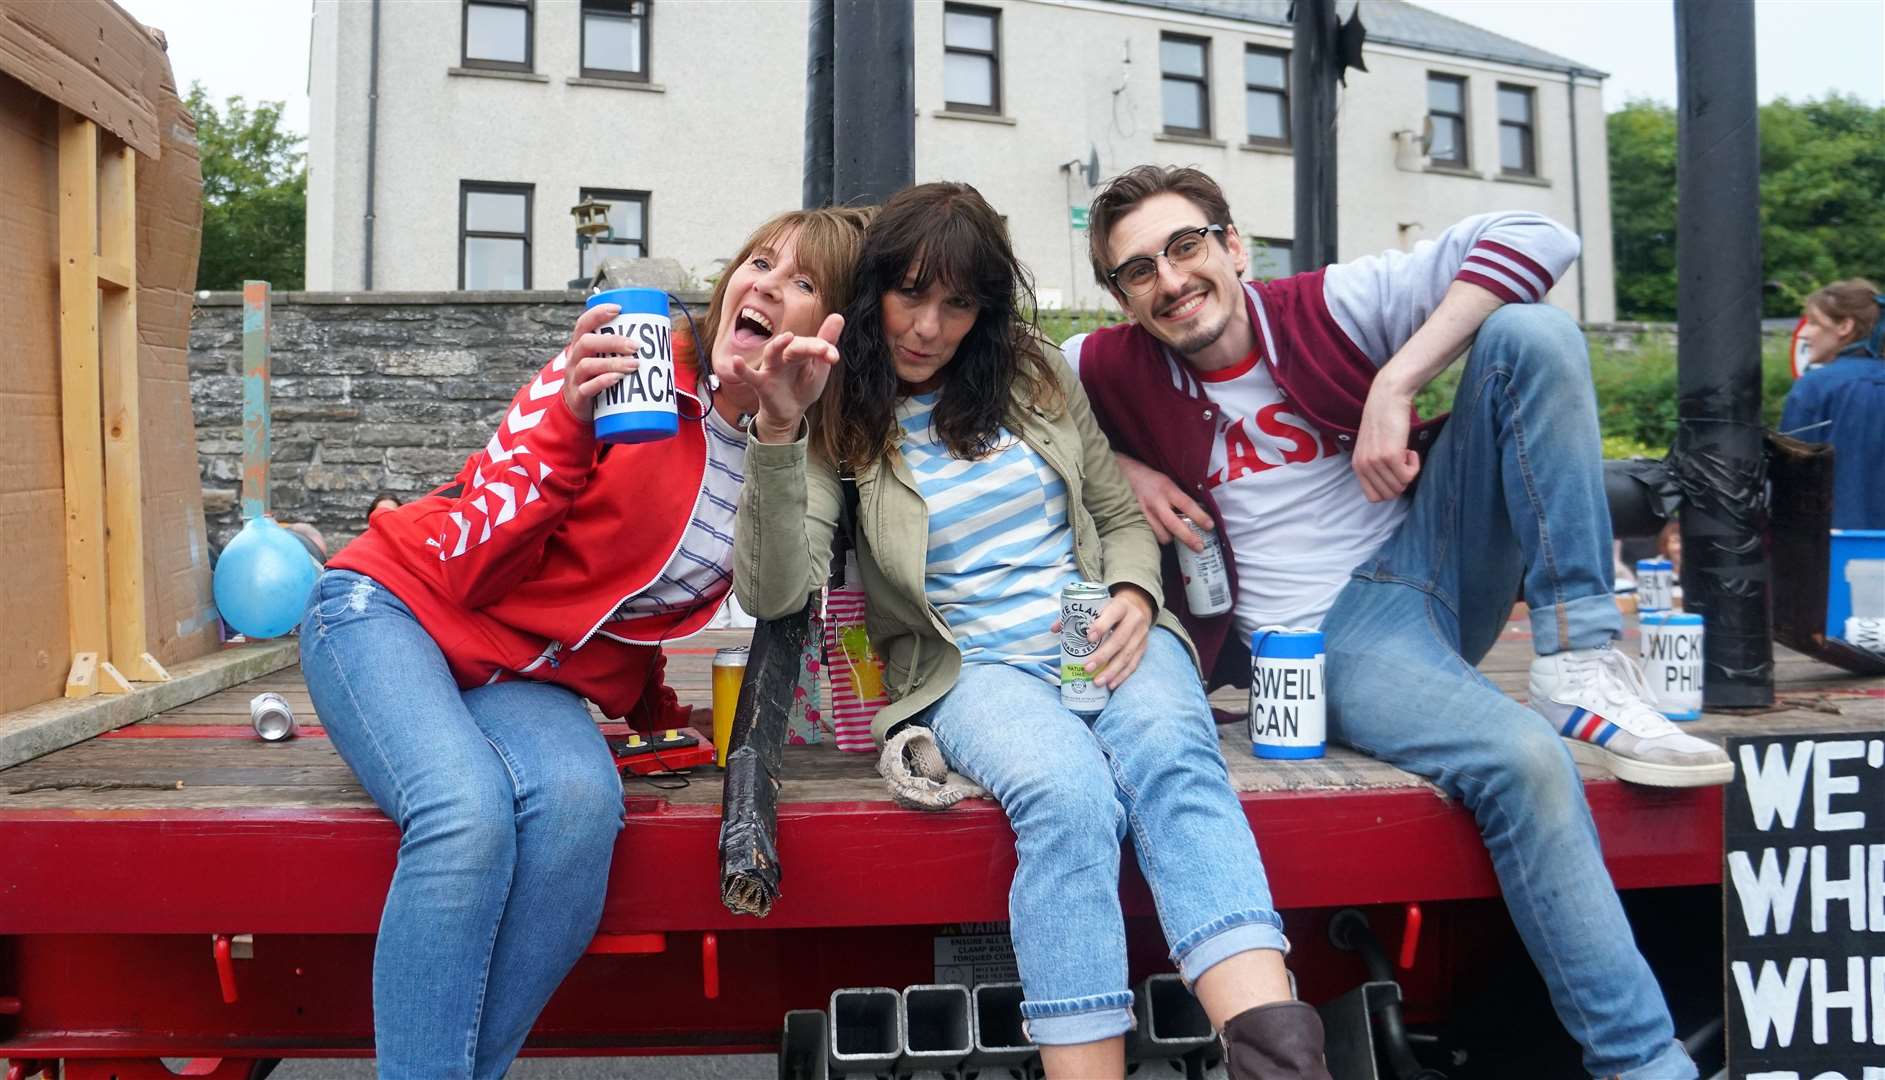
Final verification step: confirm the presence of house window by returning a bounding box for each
[460,182,533,290]
[942,4,1001,114]
[582,0,649,81]
[1247,237,1294,280]
[1244,45,1289,147]
[463,0,533,71]
[1160,34,1211,138]
[579,189,650,279]
[1427,73,1468,167]
[1498,83,1537,176]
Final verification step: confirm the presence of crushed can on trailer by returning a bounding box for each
[1248,626,1326,759]
[250,692,297,742]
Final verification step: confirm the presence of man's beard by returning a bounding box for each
[1164,301,1232,358]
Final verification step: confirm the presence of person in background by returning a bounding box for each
[735,182,1328,1080]
[1779,279,1885,529]
[368,491,401,523]
[298,205,866,1079]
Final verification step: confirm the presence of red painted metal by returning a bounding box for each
[62,1059,268,1080]
[702,932,719,1000]
[585,932,667,955]
[212,934,238,1004]
[0,995,20,1014]
[1398,902,1423,971]
[100,726,329,739]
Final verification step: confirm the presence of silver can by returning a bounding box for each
[1174,516,1232,616]
[1059,581,1111,714]
[251,691,297,741]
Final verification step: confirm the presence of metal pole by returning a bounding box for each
[1565,69,1587,321]
[1290,0,1338,270]
[1673,0,1771,707]
[240,281,273,523]
[831,0,915,205]
[802,0,836,209]
[363,0,381,289]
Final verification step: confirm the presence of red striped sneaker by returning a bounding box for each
[1528,645,1734,787]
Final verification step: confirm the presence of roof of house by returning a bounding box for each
[1111,0,1607,77]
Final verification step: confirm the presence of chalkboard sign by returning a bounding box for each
[1723,732,1885,1080]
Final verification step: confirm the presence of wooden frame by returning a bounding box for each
[579,0,651,83]
[1497,82,1538,177]
[1244,44,1290,148]
[458,181,535,290]
[57,108,168,698]
[461,0,535,73]
[1159,33,1213,139]
[941,3,1002,116]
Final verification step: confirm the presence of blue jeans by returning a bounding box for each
[1324,305,1694,1080]
[924,627,1288,1046]
[299,569,625,1079]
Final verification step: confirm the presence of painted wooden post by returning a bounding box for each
[241,281,272,522]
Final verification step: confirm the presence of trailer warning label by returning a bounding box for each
[1723,733,1885,1080]
[933,922,1019,986]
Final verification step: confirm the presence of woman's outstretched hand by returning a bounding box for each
[741,312,845,443]
[1076,585,1156,690]
[560,303,646,423]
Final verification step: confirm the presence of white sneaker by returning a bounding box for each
[1528,645,1735,788]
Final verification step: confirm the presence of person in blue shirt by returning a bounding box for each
[1780,278,1885,529]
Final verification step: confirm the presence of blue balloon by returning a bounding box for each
[213,517,320,639]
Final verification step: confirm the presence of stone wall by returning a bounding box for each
[188,290,706,554]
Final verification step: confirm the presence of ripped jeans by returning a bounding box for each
[299,568,625,1080]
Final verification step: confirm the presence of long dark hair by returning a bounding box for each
[816,182,1062,469]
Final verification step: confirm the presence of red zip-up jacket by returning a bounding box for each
[329,346,718,723]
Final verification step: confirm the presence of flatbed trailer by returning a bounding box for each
[4,618,1883,1079]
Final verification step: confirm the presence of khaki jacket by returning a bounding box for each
[735,355,1193,744]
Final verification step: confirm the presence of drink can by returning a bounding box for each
[1248,626,1325,759]
[1638,612,1703,720]
[1058,581,1111,714]
[585,287,677,444]
[1175,516,1232,617]
[1634,558,1675,613]
[250,691,297,742]
[711,646,750,767]
[1848,616,1885,654]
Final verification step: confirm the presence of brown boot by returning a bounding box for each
[1220,1000,1334,1080]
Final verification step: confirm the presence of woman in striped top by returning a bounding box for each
[734,184,1329,1080]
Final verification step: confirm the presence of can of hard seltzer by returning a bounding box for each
[1175,516,1232,616]
[1638,611,1703,720]
[1635,558,1675,613]
[1248,626,1326,759]
[250,692,297,742]
[1059,581,1111,714]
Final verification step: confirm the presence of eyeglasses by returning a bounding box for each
[1106,225,1226,298]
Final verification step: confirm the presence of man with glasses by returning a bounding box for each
[1061,165,1722,1080]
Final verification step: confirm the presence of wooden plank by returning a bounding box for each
[98,141,164,683]
[241,281,272,521]
[95,257,132,291]
[57,108,107,672]
[0,641,298,769]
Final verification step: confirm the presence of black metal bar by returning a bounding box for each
[717,598,816,917]
[1672,0,1772,707]
[831,0,915,205]
[1291,0,1339,270]
[802,0,836,209]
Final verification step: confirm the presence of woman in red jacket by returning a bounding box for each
[300,206,867,1079]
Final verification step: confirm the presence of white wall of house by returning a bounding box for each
[308,0,1613,320]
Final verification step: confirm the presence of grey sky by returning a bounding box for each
[120,0,1884,139]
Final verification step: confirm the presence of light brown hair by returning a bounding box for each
[686,206,872,368]
[1086,165,1235,293]
[1806,278,1883,353]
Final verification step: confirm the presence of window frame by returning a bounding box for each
[1246,236,1295,281]
[1243,44,1291,149]
[1426,72,1469,168]
[579,0,651,83]
[578,187,652,277]
[941,3,1002,116]
[1159,32,1213,139]
[1496,82,1537,177]
[461,0,535,73]
[458,181,535,291]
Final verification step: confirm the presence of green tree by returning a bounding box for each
[1608,95,1885,320]
[188,82,305,290]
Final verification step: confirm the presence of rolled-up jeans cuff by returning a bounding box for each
[1609,1037,1699,1080]
[1173,909,1290,984]
[1530,592,1624,655]
[1020,990,1136,1045]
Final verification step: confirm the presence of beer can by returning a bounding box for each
[250,691,297,742]
[1638,611,1703,720]
[1059,581,1111,714]
[1175,516,1232,617]
[585,287,677,445]
[1248,626,1326,759]
[1634,558,1675,613]
[711,646,750,767]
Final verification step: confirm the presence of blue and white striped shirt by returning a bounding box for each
[607,408,745,625]
[898,392,1080,683]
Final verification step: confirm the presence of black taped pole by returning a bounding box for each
[1673,0,1772,707]
[802,0,835,209]
[1290,0,1338,270]
[832,0,915,205]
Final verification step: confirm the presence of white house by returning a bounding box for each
[306,0,1613,320]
